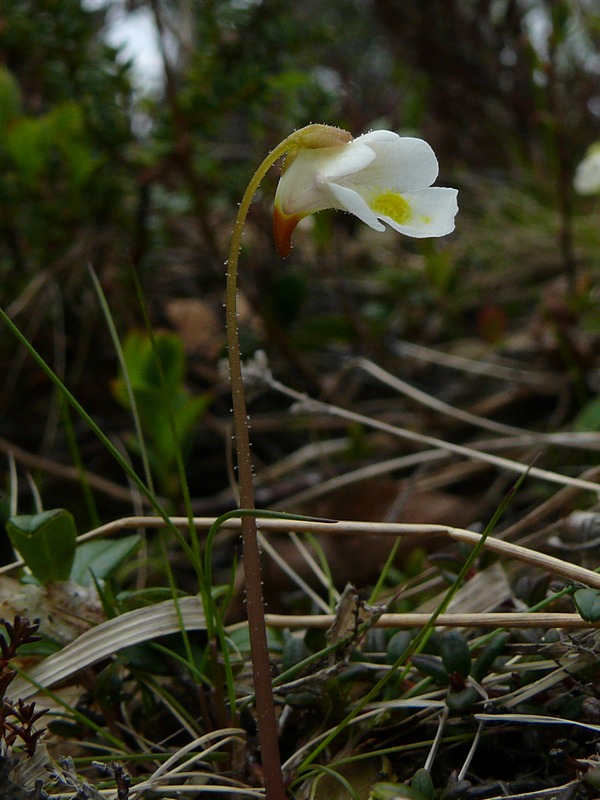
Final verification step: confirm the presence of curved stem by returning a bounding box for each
[225,134,296,800]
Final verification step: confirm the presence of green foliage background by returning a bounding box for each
[1,0,600,518]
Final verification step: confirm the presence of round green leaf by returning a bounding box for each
[7,509,77,584]
[574,588,600,622]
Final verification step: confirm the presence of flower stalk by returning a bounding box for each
[226,125,350,799]
[225,146,287,800]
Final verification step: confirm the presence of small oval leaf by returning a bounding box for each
[574,588,600,622]
[411,768,435,800]
[440,631,471,679]
[410,654,449,685]
[7,509,77,584]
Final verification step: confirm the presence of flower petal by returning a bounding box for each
[275,142,375,218]
[354,130,399,145]
[350,133,440,191]
[318,140,376,182]
[372,187,458,238]
[327,182,386,231]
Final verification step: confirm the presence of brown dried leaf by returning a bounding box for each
[165,297,225,360]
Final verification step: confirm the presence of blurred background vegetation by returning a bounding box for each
[1,0,600,529]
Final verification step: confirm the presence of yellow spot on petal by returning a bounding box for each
[370,191,411,224]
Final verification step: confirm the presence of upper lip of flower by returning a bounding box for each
[273,129,458,256]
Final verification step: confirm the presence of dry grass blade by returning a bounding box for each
[130,730,262,798]
[479,779,581,800]
[390,339,560,386]
[355,356,600,452]
[476,711,600,734]
[265,373,600,495]
[355,356,527,437]
[9,597,205,701]
[262,612,600,629]
[64,515,600,591]
[493,652,598,708]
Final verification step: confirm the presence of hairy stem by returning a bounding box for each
[225,134,294,800]
[225,123,352,795]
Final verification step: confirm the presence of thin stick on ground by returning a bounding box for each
[54,514,600,592]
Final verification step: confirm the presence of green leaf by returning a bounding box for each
[573,396,600,432]
[117,587,187,608]
[445,686,480,711]
[0,67,21,133]
[111,328,210,493]
[71,534,142,586]
[123,385,209,465]
[46,101,98,186]
[156,389,210,461]
[115,329,186,394]
[584,766,600,790]
[7,509,77,584]
[411,769,434,800]
[282,633,311,672]
[410,653,449,685]
[227,622,283,655]
[472,632,510,682]
[370,781,430,800]
[440,631,472,679]
[5,116,47,185]
[574,588,600,622]
[386,630,412,664]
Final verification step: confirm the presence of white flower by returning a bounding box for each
[574,143,600,196]
[273,129,458,256]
